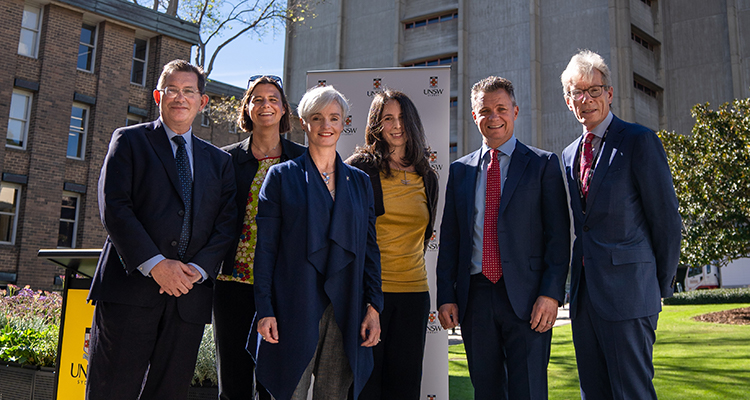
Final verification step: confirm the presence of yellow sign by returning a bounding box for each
[56,287,95,399]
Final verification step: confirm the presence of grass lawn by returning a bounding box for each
[448,304,750,400]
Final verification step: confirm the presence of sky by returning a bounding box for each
[195,24,286,90]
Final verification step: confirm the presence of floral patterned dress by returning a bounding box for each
[218,156,280,284]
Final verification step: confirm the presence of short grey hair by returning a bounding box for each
[297,85,350,121]
[560,50,611,95]
[471,76,516,111]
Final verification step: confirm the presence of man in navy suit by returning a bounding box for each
[87,60,236,400]
[559,50,681,400]
[437,76,570,400]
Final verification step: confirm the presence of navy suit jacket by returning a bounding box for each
[89,119,237,325]
[561,115,681,321]
[436,140,570,323]
[251,151,383,400]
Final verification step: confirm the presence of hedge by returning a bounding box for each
[664,288,750,305]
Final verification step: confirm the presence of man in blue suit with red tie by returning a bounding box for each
[560,50,682,400]
[87,60,236,399]
[437,76,570,399]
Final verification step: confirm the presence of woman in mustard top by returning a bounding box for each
[347,90,438,400]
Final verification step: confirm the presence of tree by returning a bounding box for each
[658,96,750,268]
[134,0,314,77]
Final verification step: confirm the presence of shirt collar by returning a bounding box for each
[161,117,193,147]
[481,135,517,160]
[582,111,613,139]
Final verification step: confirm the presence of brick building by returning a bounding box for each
[0,0,246,290]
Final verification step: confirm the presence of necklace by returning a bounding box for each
[400,169,410,185]
[252,140,279,158]
[321,170,334,185]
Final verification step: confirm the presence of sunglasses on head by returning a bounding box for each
[248,75,283,89]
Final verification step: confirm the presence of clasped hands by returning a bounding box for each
[151,259,201,297]
[438,295,558,333]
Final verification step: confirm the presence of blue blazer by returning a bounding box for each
[251,151,383,400]
[89,119,237,325]
[436,140,570,322]
[561,115,681,321]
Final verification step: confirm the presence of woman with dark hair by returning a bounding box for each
[346,90,438,400]
[252,85,383,400]
[213,75,305,400]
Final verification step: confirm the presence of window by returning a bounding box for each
[0,184,21,244]
[67,104,88,159]
[131,38,148,85]
[634,81,657,98]
[78,23,97,71]
[405,12,458,29]
[631,32,654,51]
[18,5,42,58]
[201,104,210,127]
[58,192,80,248]
[404,55,457,67]
[126,114,142,126]
[7,90,32,149]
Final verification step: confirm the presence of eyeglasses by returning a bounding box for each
[566,85,609,101]
[248,75,283,89]
[159,86,201,99]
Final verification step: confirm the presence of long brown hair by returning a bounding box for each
[355,90,431,178]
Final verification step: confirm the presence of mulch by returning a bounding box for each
[693,306,750,325]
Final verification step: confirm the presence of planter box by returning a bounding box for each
[0,363,55,400]
[0,362,216,400]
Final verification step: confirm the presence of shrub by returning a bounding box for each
[1,284,219,385]
[664,288,750,305]
[0,285,62,367]
[192,324,218,386]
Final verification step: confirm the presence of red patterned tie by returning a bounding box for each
[579,132,595,198]
[482,149,502,283]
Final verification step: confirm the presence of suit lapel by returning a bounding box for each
[191,136,208,215]
[562,137,585,223]
[499,141,530,215]
[584,117,625,217]
[461,150,481,224]
[146,120,183,202]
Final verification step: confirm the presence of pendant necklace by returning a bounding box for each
[400,169,410,185]
[252,140,279,159]
[321,170,334,185]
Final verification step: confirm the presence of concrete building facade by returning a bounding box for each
[284,0,750,159]
[0,0,244,290]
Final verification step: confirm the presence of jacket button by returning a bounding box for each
[178,210,185,216]
[171,241,178,247]
[583,225,589,232]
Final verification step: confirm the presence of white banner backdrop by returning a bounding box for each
[306,67,451,400]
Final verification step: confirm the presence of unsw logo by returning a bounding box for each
[317,80,327,87]
[424,76,443,97]
[427,395,437,400]
[367,77,386,97]
[342,115,356,135]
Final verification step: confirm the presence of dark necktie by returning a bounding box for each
[482,149,502,283]
[173,135,192,259]
[579,132,596,199]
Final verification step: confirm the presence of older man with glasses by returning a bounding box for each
[559,50,681,400]
[87,59,237,400]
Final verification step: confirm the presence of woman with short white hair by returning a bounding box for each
[251,85,383,400]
